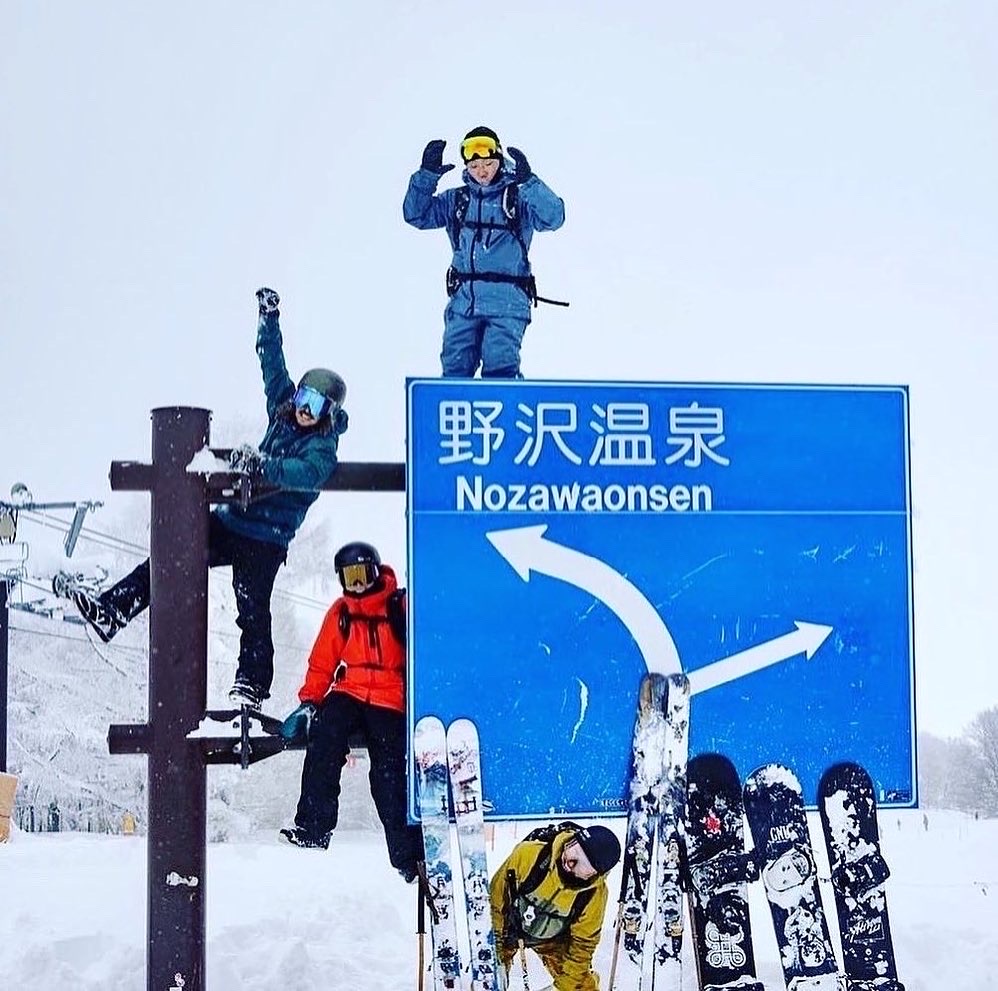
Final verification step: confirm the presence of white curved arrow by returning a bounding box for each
[687,621,834,695]
[486,524,682,675]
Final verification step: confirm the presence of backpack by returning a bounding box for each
[337,588,407,648]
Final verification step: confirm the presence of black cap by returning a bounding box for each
[575,825,621,875]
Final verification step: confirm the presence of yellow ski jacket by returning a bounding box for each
[490,829,610,991]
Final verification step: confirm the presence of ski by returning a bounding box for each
[743,763,842,991]
[608,671,669,990]
[817,762,905,991]
[685,753,763,991]
[446,718,500,991]
[651,673,690,988]
[414,715,465,990]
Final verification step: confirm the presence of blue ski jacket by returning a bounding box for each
[403,159,565,320]
[214,312,346,548]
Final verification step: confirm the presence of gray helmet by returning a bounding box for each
[298,368,347,410]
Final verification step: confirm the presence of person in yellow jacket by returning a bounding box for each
[490,823,622,991]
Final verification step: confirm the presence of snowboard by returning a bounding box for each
[414,715,465,990]
[743,763,842,991]
[817,762,905,991]
[446,718,500,991]
[685,754,763,991]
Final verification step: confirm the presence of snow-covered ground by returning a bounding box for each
[1,808,994,990]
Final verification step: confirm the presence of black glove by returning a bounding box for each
[256,287,280,315]
[507,147,532,183]
[420,139,455,176]
[280,702,316,743]
[228,444,265,475]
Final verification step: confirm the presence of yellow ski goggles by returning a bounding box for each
[461,135,500,162]
[339,562,377,588]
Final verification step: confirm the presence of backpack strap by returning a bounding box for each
[386,588,407,647]
[337,594,406,647]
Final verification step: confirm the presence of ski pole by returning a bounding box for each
[515,938,531,991]
[504,868,532,991]
[606,850,637,990]
[416,875,426,991]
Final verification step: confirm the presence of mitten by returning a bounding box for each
[256,287,280,315]
[228,444,265,475]
[420,139,455,176]
[507,146,532,183]
[280,702,317,743]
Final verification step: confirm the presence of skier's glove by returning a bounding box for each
[279,702,316,743]
[228,444,265,475]
[420,139,454,176]
[507,147,532,183]
[256,287,280,315]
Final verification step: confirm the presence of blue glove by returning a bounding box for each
[280,702,316,743]
[507,147,532,183]
[256,287,280,315]
[420,139,455,176]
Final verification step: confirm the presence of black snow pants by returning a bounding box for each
[294,691,424,873]
[100,512,286,695]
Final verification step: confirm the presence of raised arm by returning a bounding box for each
[403,139,459,231]
[507,147,565,233]
[255,288,295,418]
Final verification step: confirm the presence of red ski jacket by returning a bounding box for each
[298,565,407,713]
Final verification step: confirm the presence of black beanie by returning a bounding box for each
[575,825,621,876]
[461,125,502,162]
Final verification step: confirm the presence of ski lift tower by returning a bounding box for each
[0,485,102,772]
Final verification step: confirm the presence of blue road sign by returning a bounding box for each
[407,380,915,818]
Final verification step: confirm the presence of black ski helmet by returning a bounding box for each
[334,541,381,591]
[298,368,347,410]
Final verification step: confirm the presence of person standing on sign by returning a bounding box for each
[53,288,348,711]
[278,542,424,883]
[403,125,565,378]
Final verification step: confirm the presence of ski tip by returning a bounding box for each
[414,714,446,737]
[445,716,479,736]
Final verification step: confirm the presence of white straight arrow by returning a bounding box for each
[687,621,834,695]
[485,524,682,675]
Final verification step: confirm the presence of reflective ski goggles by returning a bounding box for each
[293,384,333,420]
[461,135,499,162]
[339,562,378,588]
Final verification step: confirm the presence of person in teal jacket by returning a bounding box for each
[404,125,565,378]
[61,288,348,709]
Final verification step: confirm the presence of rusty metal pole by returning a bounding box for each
[147,406,211,990]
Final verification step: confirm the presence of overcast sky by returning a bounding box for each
[2,2,996,737]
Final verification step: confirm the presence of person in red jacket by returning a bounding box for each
[279,541,424,881]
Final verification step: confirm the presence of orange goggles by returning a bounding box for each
[461,135,500,162]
